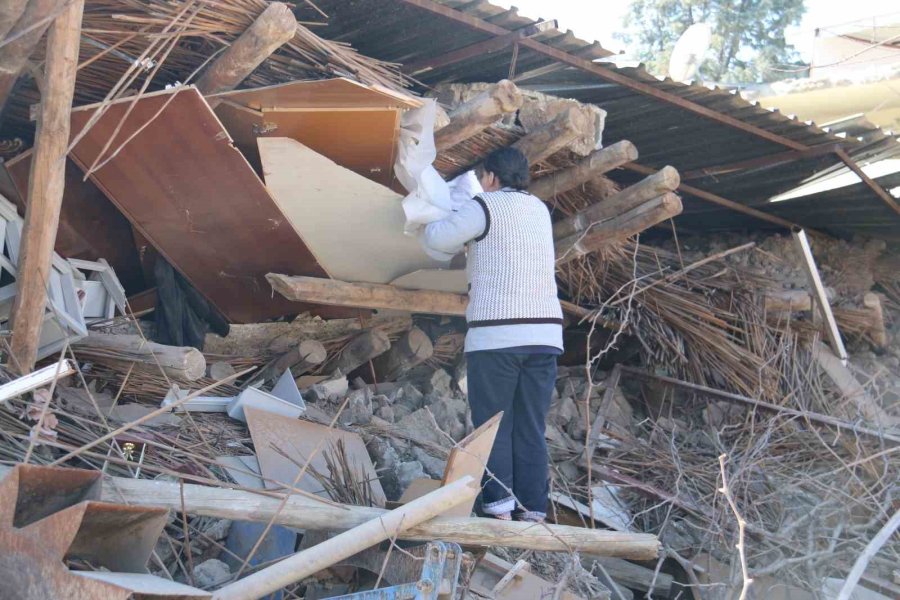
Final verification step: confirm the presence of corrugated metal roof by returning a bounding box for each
[311,0,900,238]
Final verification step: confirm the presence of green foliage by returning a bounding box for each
[618,0,806,83]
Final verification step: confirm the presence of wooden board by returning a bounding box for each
[66,87,353,323]
[391,269,468,293]
[4,155,145,294]
[441,412,502,517]
[470,553,584,600]
[244,406,386,506]
[218,104,402,187]
[259,138,441,284]
[209,77,421,111]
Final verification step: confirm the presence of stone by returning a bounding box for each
[428,369,453,396]
[341,389,373,425]
[367,437,402,500]
[396,408,450,447]
[204,519,232,541]
[391,382,424,412]
[412,447,447,479]
[395,460,427,492]
[375,405,395,423]
[306,376,349,402]
[192,558,231,588]
[427,394,467,441]
[56,384,115,415]
[209,361,236,380]
[454,356,468,396]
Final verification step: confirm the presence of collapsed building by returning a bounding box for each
[0,1,898,599]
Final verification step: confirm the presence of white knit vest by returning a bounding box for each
[466,189,563,327]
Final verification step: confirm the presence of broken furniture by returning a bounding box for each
[0,194,88,360]
[68,258,127,322]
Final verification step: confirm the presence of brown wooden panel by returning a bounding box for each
[209,77,421,111]
[216,103,401,187]
[3,155,146,294]
[67,87,351,323]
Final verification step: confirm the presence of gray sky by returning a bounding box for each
[494,0,899,60]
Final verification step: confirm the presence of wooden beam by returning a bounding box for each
[0,466,659,557]
[793,227,848,362]
[404,20,557,75]
[333,329,391,374]
[0,0,66,114]
[8,0,83,373]
[623,162,802,231]
[372,326,433,380]
[434,79,523,151]
[555,193,683,263]
[834,148,900,217]
[552,166,680,239]
[196,2,296,100]
[267,273,468,316]
[513,106,587,164]
[74,333,207,381]
[681,143,843,180]
[529,140,638,200]
[396,0,809,151]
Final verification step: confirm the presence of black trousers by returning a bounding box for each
[467,351,557,518]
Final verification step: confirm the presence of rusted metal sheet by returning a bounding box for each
[67,87,355,323]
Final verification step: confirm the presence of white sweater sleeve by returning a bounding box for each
[420,198,486,257]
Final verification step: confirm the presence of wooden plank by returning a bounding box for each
[244,406,387,506]
[441,412,502,517]
[66,87,348,323]
[470,553,585,600]
[9,0,84,373]
[258,138,440,283]
[216,101,402,187]
[793,228,848,362]
[210,77,421,110]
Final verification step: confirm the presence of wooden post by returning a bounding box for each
[373,327,433,380]
[212,476,480,600]
[267,273,468,316]
[555,193,683,263]
[74,333,207,381]
[197,2,296,101]
[333,329,391,375]
[512,106,589,164]
[529,140,638,200]
[434,80,523,151]
[552,167,681,239]
[8,0,83,374]
[0,0,66,115]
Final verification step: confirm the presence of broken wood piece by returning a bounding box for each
[372,327,433,380]
[441,412,502,517]
[0,358,76,403]
[552,167,680,239]
[530,141,638,200]
[0,0,67,113]
[555,193,683,263]
[267,273,468,316]
[470,553,585,600]
[333,329,391,375]
[512,107,589,164]
[434,80,524,151]
[196,3,296,101]
[244,405,386,505]
[764,289,827,312]
[585,557,674,596]
[74,333,206,381]
[257,338,327,383]
[793,227,848,363]
[812,342,891,424]
[211,476,479,600]
[8,0,84,373]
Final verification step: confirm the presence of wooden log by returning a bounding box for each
[0,0,66,112]
[257,338,327,383]
[0,0,29,40]
[555,193,683,263]
[267,273,468,316]
[372,327,433,380]
[333,329,391,375]
[197,2,296,100]
[0,467,658,558]
[513,106,589,164]
[8,0,82,373]
[434,79,523,151]
[530,141,638,200]
[74,333,207,381]
[212,476,480,600]
[864,292,888,348]
[552,167,680,239]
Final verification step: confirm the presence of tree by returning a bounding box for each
[618,0,805,84]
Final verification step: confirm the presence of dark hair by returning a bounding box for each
[482,147,530,190]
